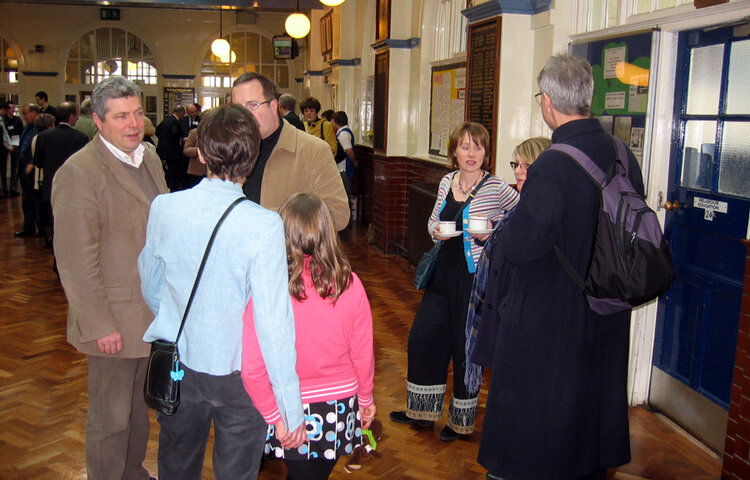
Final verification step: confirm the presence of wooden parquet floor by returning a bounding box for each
[0,193,722,480]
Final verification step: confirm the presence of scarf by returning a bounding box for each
[464,207,515,397]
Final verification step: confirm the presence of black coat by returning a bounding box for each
[282,111,305,131]
[33,124,88,202]
[478,119,644,480]
[156,115,183,162]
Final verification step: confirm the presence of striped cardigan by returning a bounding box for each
[428,171,519,273]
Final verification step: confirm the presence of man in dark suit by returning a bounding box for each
[278,93,305,131]
[156,105,185,191]
[35,91,57,118]
[13,103,41,237]
[180,102,201,138]
[33,101,89,244]
[4,102,24,196]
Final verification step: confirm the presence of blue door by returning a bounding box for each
[653,27,750,410]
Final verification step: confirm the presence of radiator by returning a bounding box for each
[407,182,438,266]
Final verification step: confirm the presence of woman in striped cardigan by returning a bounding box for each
[390,122,519,441]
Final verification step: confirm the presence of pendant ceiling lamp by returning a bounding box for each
[211,8,231,58]
[319,0,346,5]
[285,0,311,39]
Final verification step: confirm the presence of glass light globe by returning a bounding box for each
[320,0,345,5]
[219,50,237,64]
[285,12,311,39]
[211,38,231,58]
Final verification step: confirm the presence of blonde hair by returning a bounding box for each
[279,193,352,303]
[513,136,551,165]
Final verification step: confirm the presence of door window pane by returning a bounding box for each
[685,44,723,115]
[681,120,716,190]
[726,39,750,115]
[718,122,750,197]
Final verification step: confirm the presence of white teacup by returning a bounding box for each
[468,216,489,231]
[439,221,456,234]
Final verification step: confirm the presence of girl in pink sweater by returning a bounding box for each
[241,193,376,480]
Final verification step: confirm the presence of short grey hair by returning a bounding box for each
[91,75,141,119]
[80,98,92,115]
[278,93,297,112]
[537,53,594,116]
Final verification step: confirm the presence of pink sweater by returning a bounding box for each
[241,270,375,425]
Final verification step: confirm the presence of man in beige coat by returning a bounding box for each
[231,72,350,231]
[52,76,167,480]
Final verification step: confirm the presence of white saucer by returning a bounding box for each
[466,228,494,235]
[437,231,462,238]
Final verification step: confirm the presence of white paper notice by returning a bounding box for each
[604,46,627,79]
[605,91,626,110]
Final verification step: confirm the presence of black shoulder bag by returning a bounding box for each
[144,197,246,415]
[414,173,490,289]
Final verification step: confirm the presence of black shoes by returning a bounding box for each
[389,410,434,428]
[13,228,34,237]
[439,425,461,442]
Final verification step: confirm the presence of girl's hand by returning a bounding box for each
[277,420,307,449]
[360,404,376,430]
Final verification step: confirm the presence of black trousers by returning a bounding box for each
[285,458,338,480]
[0,147,7,193]
[18,165,38,231]
[405,256,478,432]
[8,149,18,192]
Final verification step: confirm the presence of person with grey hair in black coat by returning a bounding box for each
[479,53,644,480]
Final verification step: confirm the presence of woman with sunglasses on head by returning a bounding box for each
[511,136,551,192]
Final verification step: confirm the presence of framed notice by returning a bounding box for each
[162,87,194,119]
[570,30,657,186]
[465,17,501,170]
[376,0,391,41]
[320,11,333,62]
[429,62,466,157]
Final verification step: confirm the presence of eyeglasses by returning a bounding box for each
[534,92,543,104]
[245,99,273,111]
[510,161,530,171]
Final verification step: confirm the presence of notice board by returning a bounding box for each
[163,87,195,119]
[466,18,501,169]
[429,62,466,157]
[570,31,655,170]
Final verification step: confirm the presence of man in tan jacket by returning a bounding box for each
[52,75,167,480]
[231,72,350,231]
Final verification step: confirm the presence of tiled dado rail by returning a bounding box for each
[723,240,750,479]
[354,147,450,254]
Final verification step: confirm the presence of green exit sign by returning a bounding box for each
[101,8,120,21]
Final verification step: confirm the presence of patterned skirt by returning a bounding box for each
[265,395,363,461]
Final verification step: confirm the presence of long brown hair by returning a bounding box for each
[279,193,352,303]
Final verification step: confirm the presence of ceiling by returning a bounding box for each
[4,0,330,12]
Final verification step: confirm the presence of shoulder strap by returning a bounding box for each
[174,196,246,342]
[319,121,327,140]
[549,134,629,186]
[547,143,606,187]
[455,173,490,220]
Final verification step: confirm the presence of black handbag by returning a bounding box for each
[413,174,490,290]
[144,197,246,415]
